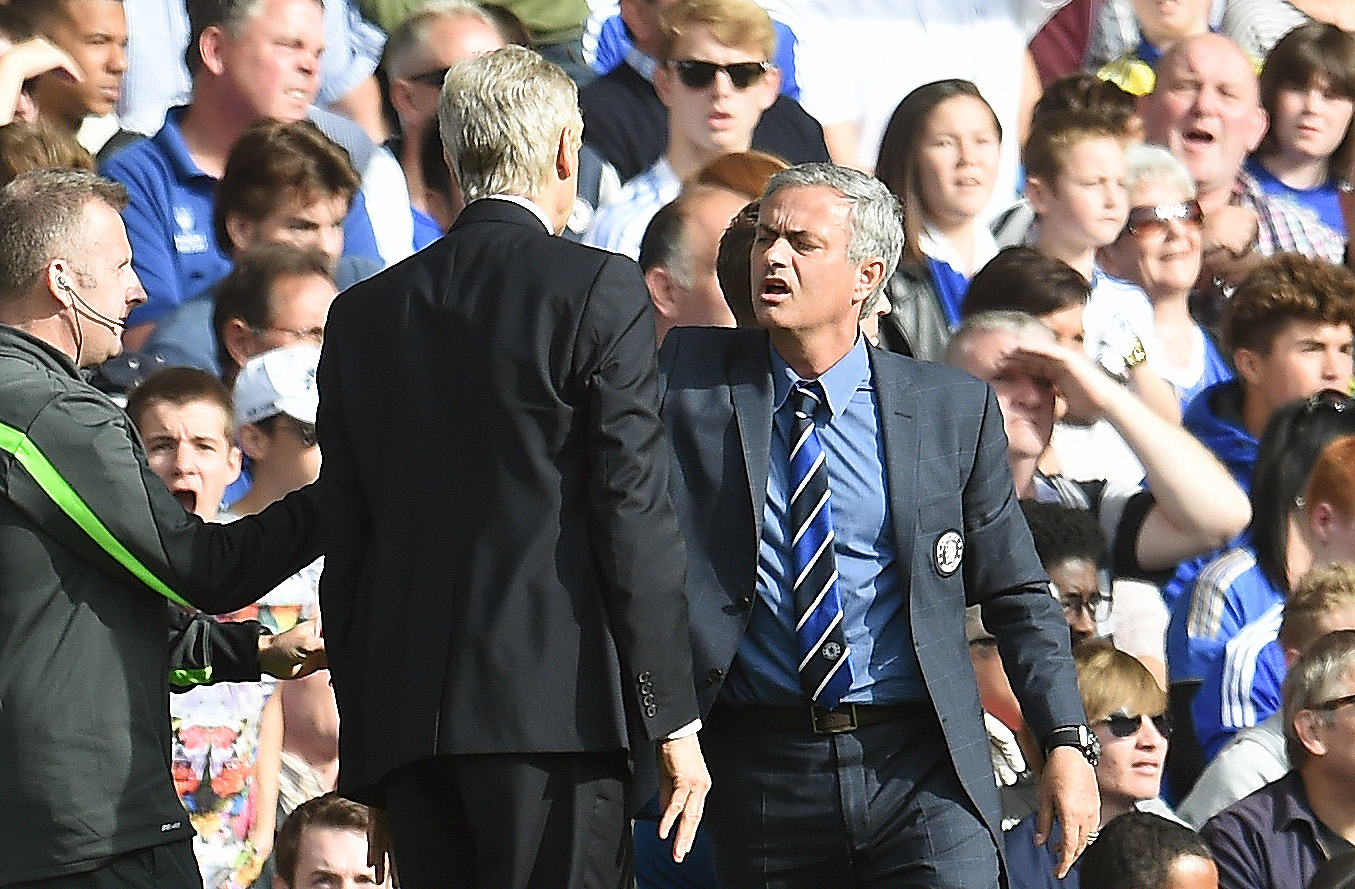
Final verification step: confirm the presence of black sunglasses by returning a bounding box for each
[409,67,449,89]
[669,59,769,90]
[1124,199,1204,237]
[1099,711,1173,739]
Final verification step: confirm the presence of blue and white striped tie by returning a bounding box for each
[787,380,852,709]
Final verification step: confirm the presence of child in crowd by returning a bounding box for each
[873,78,1002,361]
[1248,21,1355,236]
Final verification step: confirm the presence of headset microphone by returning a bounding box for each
[59,275,123,334]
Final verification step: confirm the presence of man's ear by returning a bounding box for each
[645,265,679,319]
[388,77,417,122]
[198,25,230,78]
[223,214,255,257]
[1310,500,1339,545]
[854,256,888,307]
[237,423,267,463]
[45,261,74,307]
[1295,709,1329,758]
[1246,105,1269,153]
[1026,176,1050,216]
[221,318,256,374]
[555,128,577,183]
[1233,347,1262,388]
[754,65,782,113]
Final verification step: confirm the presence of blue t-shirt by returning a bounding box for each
[1245,155,1346,237]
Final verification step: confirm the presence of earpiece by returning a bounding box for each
[56,273,72,292]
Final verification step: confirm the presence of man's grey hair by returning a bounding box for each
[383,0,501,80]
[0,169,128,304]
[762,164,903,308]
[1283,628,1355,768]
[944,310,1054,368]
[438,45,584,203]
[1125,144,1196,201]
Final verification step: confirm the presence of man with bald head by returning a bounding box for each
[1140,32,1344,291]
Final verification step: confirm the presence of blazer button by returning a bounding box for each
[646,705,657,717]
[638,671,651,683]
[738,596,753,610]
[707,668,724,683]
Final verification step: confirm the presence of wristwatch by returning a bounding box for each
[1043,724,1100,767]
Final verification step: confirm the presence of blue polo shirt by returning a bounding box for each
[101,107,383,329]
[720,336,924,707]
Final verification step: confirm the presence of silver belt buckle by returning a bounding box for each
[810,703,858,734]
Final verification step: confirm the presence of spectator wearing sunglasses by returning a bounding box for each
[1203,629,1355,889]
[584,0,782,261]
[1005,642,1176,889]
[1166,390,1355,797]
[1101,145,1233,412]
[1181,563,1355,828]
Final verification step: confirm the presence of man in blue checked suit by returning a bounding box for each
[658,163,1100,889]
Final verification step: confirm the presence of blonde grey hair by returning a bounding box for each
[438,45,583,202]
[1124,143,1196,201]
[944,309,1054,367]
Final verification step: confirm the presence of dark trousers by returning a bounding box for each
[383,751,632,889]
[702,705,1000,889]
[13,842,202,889]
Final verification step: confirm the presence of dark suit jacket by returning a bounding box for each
[318,197,700,807]
[657,326,1087,849]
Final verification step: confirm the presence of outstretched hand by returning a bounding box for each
[258,617,326,679]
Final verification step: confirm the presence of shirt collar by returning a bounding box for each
[483,194,555,233]
[769,334,871,420]
[156,106,213,183]
[919,221,998,277]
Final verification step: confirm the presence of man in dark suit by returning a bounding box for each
[316,45,709,889]
[658,163,1099,888]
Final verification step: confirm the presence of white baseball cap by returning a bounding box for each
[233,345,320,426]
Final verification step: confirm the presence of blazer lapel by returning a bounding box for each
[729,336,774,542]
[872,348,920,584]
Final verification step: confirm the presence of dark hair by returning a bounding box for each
[1224,252,1355,355]
[875,79,1000,266]
[1033,72,1140,138]
[1019,500,1108,568]
[1250,390,1355,592]
[1078,812,1212,889]
[715,199,759,328]
[212,243,333,382]
[1257,21,1355,183]
[214,118,360,256]
[962,246,1090,319]
[126,366,235,434]
[274,793,375,888]
[639,196,686,275]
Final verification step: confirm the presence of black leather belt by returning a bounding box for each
[711,701,917,734]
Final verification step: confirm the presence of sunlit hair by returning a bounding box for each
[1281,563,1355,652]
[1022,109,1123,193]
[438,45,582,202]
[656,0,775,62]
[127,366,235,438]
[1075,640,1165,724]
[382,0,501,80]
[1283,628,1355,767]
[1224,252,1355,356]
[1123,143,1195,202]
[274,793,376,888]
[0,169,126,303]
[694,150,788,201]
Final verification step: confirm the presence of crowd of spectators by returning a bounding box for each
[4,0,1355,887]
